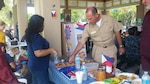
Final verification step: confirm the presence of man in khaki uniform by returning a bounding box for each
[69,7,125,68]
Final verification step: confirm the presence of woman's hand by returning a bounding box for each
[51,49,61,56]
[55,50,62,57]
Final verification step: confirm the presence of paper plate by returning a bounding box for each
[117,72,139,80]
[89,81,109,84]
[132,78,142,84]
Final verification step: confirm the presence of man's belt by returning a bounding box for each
[94,42,114,48]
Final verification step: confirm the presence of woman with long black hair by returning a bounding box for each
[25,15,56,84]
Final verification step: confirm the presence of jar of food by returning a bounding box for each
[96,66,106,81]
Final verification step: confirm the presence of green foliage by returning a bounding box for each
[27,13,33,21]
[70,6,136,25]
[109,6,136,26]
[60,13,64,20]
[0,0,13,26]
[71,9,86,22]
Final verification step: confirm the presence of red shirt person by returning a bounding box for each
[140,0,150,74]
[0,48,19,84]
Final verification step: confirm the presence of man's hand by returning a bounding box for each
[69,55,76,63]
[119,47,125,55]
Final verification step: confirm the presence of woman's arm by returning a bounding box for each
[34,48,55,57]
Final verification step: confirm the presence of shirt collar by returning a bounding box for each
[96,18,102,27]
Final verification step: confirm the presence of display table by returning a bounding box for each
[48,61,141,84]
[48,61,95,84]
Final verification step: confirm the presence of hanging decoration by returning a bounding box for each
[51,4,57,18]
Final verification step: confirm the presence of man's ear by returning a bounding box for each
[95,13,99,18]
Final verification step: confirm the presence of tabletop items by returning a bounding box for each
[54,58,142,84]
[59,66,76,80]
[81,62,87,81]
[96,65,106,81]
[75,71,84,84]
[53,54,60,64]
[55,59,96,82]
[55,59,94,68]
[89,81,109,84]
[75,55,81,70]
[141,71,150,84]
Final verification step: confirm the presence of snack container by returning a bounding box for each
[84,62,99,71]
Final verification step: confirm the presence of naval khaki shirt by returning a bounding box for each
[81,15,121,65]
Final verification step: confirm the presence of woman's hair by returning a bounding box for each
[25,15,44,43]
[0,42,6,47]
[0,42,6,53]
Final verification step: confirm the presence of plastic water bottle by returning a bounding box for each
[142,71,150,84]
[81,62,87,80]
[54,54,59,64]
[75,55,80,70]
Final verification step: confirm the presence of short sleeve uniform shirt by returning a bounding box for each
[81,15,121,65]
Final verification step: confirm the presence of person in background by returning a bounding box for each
[0,42,16,71]
[0,42,28,77]
[123,27,140,69]
[69,7,125,69]
[25,14,56,84]
[10,46,32,84]
[140,0,150,76]
[0,21,6,44]
[5,29,14,42]
[15,22,19,40]
[0,44,19,84]
[10,47,28,76]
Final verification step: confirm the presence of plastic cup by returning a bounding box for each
[75,71,84,84]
